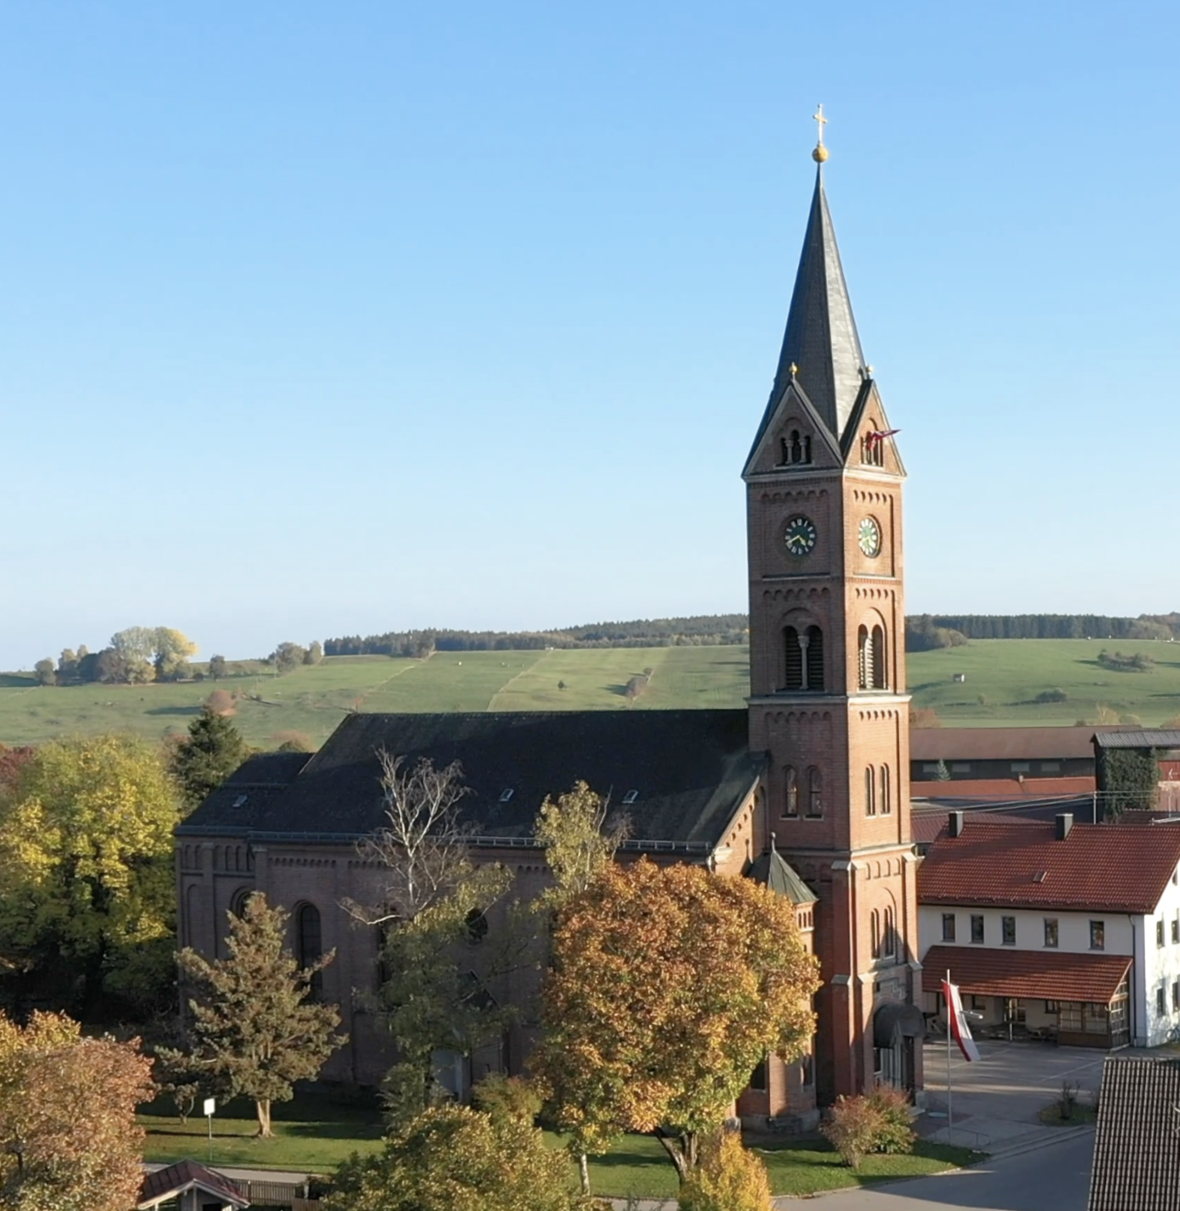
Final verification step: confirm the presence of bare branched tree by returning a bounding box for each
[342,751,478,925]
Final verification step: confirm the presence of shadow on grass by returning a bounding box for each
[145,705,204,716]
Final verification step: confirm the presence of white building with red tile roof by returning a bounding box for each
[918,811,1180,1048]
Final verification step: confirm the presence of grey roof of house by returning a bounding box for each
[1093,729,1180,750]
[188,751,312,829]
[760,165,867,445]
[179,709,762,852]
[1088,1055,1180,1211]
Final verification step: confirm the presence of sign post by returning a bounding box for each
[203,1097,216,1164]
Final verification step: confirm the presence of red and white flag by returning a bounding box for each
[942,978,981,1062]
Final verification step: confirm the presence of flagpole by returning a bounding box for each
[946,967,953,1147]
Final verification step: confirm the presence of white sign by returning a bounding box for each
[203,1097,216,1117]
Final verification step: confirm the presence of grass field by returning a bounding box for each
[138,1093,976,1198]
[3,639,1179,748]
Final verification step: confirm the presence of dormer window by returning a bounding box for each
[498,788,514,804]
[622,789,639,805]
[779,428,813,467]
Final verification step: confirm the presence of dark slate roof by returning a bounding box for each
[748,845,817,905]
[1088,1056,1180,1211]
[764,165,866,444]
[188,751,312,829]
[1094,729,1180,750]
[139,1161,248,1209]
[179,710,761,853]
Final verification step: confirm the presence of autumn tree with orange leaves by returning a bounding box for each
[0,1010,153,1211]
[532,858,820,1188]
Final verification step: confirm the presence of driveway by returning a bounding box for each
[787,1128,1093,1210]
[919,1037,1104,1153]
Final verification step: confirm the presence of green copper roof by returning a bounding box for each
[747,846,818,906]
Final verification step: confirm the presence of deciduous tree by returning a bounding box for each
[167,892,346,1137]
[208,654,228,680]
[171,705,250,812]
[535,781,626,904]
[532,859,820,1186]
[269,641,307,674]
[32,659,55,686]
[0,1010,153,1211]
[321,1103,579,1211]
[0,735,180,1015]
[343,754,513,1121]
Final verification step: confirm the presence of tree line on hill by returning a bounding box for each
[324,614,750,656]
[912,612,1179,642]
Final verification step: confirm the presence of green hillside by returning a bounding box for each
[2,639,1177,748]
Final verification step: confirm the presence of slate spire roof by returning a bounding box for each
[768,165,867,442]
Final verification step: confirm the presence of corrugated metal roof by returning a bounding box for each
[1093,729,1180,750]
[918,819,1180,914]
[921,945,1131,1004]
[1088,1056,1180,1211]
[910,727,1104,762]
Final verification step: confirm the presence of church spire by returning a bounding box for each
[768,121,866,442]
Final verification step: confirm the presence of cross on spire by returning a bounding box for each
[813,103,827,147]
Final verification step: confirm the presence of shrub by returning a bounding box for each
[909,707,942,729]
[822,1096,881,1168]
[471,1072,542,1125]
[821,1090,915,1168]
[678,1129,772,1211]
[1035,688,1067,703]
[866,1086,915,1154]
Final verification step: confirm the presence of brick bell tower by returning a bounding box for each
[743,118,923,1106]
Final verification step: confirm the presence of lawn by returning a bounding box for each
[139,1093,385,1172]
[139,1094,978,1198]
[907,638,1180,727]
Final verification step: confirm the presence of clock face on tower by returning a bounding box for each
[858,516,882,558]
[783,515,817,557]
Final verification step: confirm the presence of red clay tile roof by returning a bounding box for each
[910,810,1039,845]
[918,818,1180,914]
[911,776,1096,799]
[139,1161,247,1209]
[921,945,1131,1003]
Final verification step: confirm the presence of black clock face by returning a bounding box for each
[783,515,817,557]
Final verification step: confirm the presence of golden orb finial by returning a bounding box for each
[812,103,829,162]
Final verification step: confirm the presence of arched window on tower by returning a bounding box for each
[880,766,891,815]
[806,767,823,818]
[782,766,798,817]
[784,625,824,691]
[871,624,886,688]
[859,624,887,689]
[884,906,897,958]
[804,626,824,690]
[862,419,885,467]
[780,429,814,466]
[783,626,802,689]
[870,909,882,959]
[297,903,323,999]
[865,767,876,816]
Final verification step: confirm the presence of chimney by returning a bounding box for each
[1056,813,1074,840]
[948,811,965,838]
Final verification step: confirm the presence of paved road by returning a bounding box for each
[778,1129,1093,1210]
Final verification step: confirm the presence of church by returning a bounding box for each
[176,123,924,1125]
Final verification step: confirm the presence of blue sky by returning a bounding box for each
[2,1,1177,668]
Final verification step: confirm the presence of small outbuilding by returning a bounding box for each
[138,1161,250,1211]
